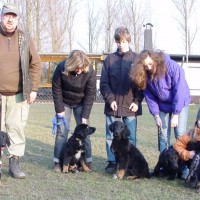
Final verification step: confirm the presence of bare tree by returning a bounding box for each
[172,0,198,55]
[102,0,121,53]
[122,0,148,53]
[87,0,102,53]
[45,0,80,52]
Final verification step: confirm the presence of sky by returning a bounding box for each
[1,0,199,55]
[73,0,200,55]
[149,0,200,55]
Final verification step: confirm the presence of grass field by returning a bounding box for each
[0,103,199,200]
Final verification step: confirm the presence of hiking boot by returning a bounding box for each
[53,162,62,172]
[105,162,116,173]
[9,156,25,179]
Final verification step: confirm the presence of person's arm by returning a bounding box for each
[169,59,189,115]
[144,86,159,116]
[52,62,65,113]
[82,66,96,119]
[129,87,144,112]
[173,133,192,161]
[100,57,115,106]
[28,37,42,103]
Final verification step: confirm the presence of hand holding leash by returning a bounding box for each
[52,114,69,135]
[129,103,138,112]
[171,114,179,127]
[82,118,89,124]
[154,115,162,127]
[110,101,118,111]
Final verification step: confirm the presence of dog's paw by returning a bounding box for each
[71,169,79,174]
[85,169,92,173]
[62,165,70,173]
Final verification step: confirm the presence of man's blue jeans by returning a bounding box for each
[105,115,137,163]
[53,104,92,163]
[158,106,189,152]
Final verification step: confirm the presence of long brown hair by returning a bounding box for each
[63,50,91,76]
[129,50,167,90]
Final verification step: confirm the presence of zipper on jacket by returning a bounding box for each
[8,37,11,52]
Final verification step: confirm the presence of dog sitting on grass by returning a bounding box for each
[59,124,96,173]
[109,121,150,180]
[153,146,182,180]
[0,131,11,179]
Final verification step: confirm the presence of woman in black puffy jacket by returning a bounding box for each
[52,50,96,172]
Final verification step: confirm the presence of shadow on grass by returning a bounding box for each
[23,137,108,175]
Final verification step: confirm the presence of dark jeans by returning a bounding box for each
[53,104,92,163]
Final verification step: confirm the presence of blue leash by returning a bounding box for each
[52,114,69,135]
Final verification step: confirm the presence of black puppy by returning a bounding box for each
[110,121,150,180]
[153,146,182,180]
[0,131,11,179]
[59,124,96,173]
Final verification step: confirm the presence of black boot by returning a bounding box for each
[9,156,25,179]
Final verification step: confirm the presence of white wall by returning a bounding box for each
[182,63,200,96]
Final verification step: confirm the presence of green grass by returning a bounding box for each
[0,103,199,200]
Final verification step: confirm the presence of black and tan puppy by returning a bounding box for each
[110,121,150,180]
[153,146,182,180]
[0,131,11,179]
[59,124,96,173]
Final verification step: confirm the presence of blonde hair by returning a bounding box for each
[64,50,91,75]
[129,49,166,90]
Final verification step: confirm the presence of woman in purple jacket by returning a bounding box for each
[130,50,190,150]
[130,49,190,179]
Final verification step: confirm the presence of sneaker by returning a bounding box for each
[53,162,61,173]
[105,162,116,173]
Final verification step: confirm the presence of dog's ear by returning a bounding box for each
[122,125,130,139]
[109,123,115,132]
[89,127,96,135]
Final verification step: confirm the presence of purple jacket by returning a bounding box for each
[144,54,190,116]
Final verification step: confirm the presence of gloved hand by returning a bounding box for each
[154,115,162,127]
[171,114,179,127]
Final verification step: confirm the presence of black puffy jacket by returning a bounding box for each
[52,61,96,119]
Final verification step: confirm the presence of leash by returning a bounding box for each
[52,115,69,135]
[113,105,135,118]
